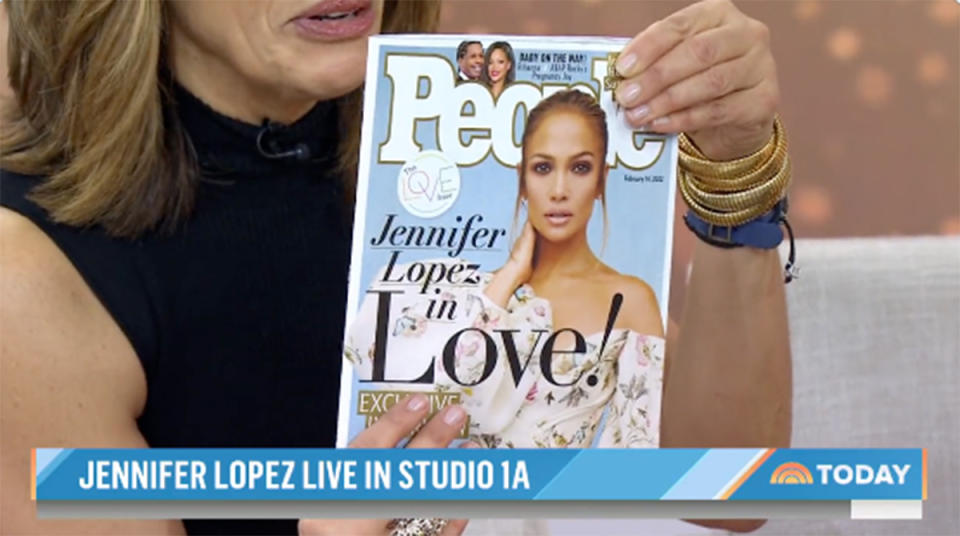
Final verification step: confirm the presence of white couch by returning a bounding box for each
[755,236,959,536]
[550,236,960,536]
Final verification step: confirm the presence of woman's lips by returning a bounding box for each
[291,1,374,41]
[544,212,573,226]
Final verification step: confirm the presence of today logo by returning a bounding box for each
[770,461,911,486]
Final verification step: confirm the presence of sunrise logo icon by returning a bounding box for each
[769,462,814,485]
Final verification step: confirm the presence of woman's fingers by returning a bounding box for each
[348,392,464,450]
[616,24,751,112]
[440,519,470,536]
[349,395,469,450]
[613,0,779,158]
[637,79,779,135]
[506,220,535,277]
[406,405,468,449]
[319,396,476,529]
[615,0,731,78]
[348,394,430,448]
[298,518,388,535]
[332,400,471,535]
[517,221,536,257]
[625,49,768,127]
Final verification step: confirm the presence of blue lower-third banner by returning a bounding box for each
[32,448,926,501]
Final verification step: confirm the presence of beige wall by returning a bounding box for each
[439,0,960,311]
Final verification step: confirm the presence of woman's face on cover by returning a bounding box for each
[521,111,606,244]
[168,0,384,114]
[488,48,511,84]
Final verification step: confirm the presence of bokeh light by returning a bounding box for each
[940,217,960,235]
[917,52,949,86]
[827,28,862,61]
[856,66,894,108]
[928,0,959,26]
[793,0,823,22]
[792,184,834,226]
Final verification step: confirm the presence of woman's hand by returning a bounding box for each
[484,221,536,308]
[614,0,779,161]
[298,395,470,536]
[504,221,536,285]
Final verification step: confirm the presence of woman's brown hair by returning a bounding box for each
[0,0,440,237]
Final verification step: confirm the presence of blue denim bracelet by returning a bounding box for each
[684,198,797,283]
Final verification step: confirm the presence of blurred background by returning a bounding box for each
[440,0,960,314]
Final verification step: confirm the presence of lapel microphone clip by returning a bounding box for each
[256,120,311,161]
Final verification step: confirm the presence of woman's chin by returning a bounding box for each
[535,229,575,245]
[289,48,369,100]
[299,67,365,100]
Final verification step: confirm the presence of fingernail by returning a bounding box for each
[443,406,466,426]
[616,53,637,75]
[619,82,642,105]
[628,105,650,122]
[652,116,670,126]
[406,394,427,412]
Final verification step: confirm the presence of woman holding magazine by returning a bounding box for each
[1,1,790,536]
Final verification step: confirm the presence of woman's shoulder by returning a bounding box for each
[1,168,159,363]
[610,271,656,297]
[601,269,664,338]
[0,205,147,400]
[0,207,100,335]
[593,264,654,297]
[0,199,165,536]
[0,199,132,339]
[1,172,70,276]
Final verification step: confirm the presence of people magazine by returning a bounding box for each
[337,35,678,451]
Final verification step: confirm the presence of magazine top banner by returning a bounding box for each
[338,35,678,450]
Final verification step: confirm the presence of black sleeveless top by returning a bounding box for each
[1,87,351,535]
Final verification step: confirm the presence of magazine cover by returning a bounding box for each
[337,35,678,450]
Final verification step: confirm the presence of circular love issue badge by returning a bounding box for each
[397,150,461,218]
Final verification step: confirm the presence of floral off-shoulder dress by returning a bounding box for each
[344,259,665,449]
